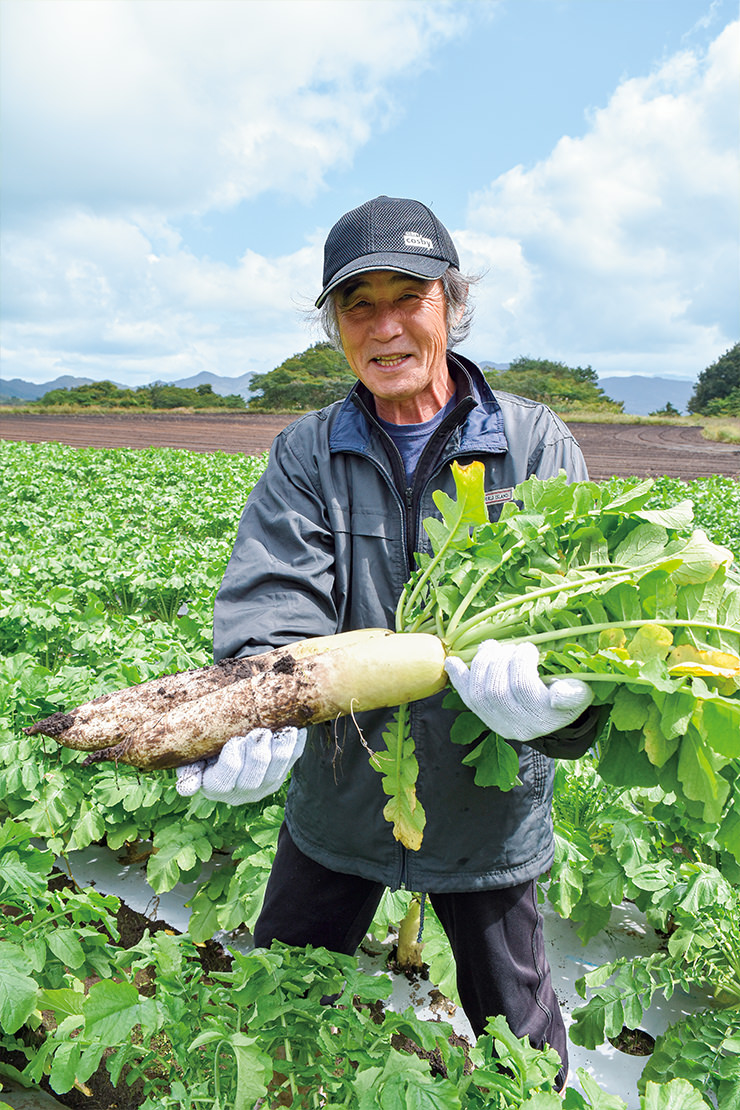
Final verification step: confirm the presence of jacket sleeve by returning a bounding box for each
[526,704,608,761]
[213,428,339,662]
[529,410,589,483]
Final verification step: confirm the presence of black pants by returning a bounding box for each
[254,823,568,1089]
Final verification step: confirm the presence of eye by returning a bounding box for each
[340,298,369,315]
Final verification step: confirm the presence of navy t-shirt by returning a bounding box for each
[377,393,458,483]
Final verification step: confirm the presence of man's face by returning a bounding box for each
[334,270,452,423]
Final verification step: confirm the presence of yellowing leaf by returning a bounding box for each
[668,644,740,693]
[670,662,738,677]
[371,706,427,850]
[382,794,425,852]
[667,643,740,676]
[599,628,627,650]
[429,460,488,553]
[450,460,488,526]
[626,624,673,663]
[671,529,734,585]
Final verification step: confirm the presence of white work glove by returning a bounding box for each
[175,726,307,805]
[444,641,593,743]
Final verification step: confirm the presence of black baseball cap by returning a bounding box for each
[315,195,459,307]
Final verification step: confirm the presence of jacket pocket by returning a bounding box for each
[519,744,553,810]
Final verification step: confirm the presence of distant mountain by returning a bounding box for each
[1,369,695,414]
[169,371,256,398]
[0,375,105,401]
[597,376,695,416]
[0,371,257,403]
[478,364,696,415]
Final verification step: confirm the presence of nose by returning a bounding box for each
[370,301,403,341]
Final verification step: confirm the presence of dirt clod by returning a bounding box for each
[272,654,296,675]
[25,711,75,737]
[609,1026,656,1056]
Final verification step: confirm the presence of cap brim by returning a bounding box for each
[315,253,450,307]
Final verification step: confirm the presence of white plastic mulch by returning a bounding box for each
[57,844,712,1109]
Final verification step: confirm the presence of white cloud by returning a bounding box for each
[460,21,739,379]
[1,209,323,383]
[2,3,736,389]
[2,0,464,215]
[0,0,467,384]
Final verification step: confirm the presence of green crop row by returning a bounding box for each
[0,439,738,1107]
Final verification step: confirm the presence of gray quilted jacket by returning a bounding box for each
[214,354,597,892]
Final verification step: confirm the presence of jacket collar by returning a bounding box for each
[329,352,508,457]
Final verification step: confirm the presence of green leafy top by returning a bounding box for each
[396,464,740,828]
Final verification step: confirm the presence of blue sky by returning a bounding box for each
[1,0,737,387]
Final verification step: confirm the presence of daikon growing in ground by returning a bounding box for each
[28,463,740,852]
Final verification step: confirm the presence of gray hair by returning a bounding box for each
[316,267,480,352]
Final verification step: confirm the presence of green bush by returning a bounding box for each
[248,342,355,411]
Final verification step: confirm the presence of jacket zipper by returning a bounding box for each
[349,387,475,891]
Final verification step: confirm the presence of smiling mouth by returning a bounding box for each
[371,354,411,368]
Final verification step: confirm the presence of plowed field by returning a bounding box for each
[1,412,738,481]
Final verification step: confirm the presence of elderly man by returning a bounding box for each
[178,196,599,1091]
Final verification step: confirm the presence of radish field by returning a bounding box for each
[1,438,739,1109]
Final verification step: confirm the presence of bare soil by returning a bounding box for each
[609,1027,656,1056]
[566,421,739,481]
[0,412,738,480]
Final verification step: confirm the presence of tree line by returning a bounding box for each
[18,341,740,417]
[687,343,740,416]
[247,341,740,417]
[246,345,624,413]
[24,380,247,411]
